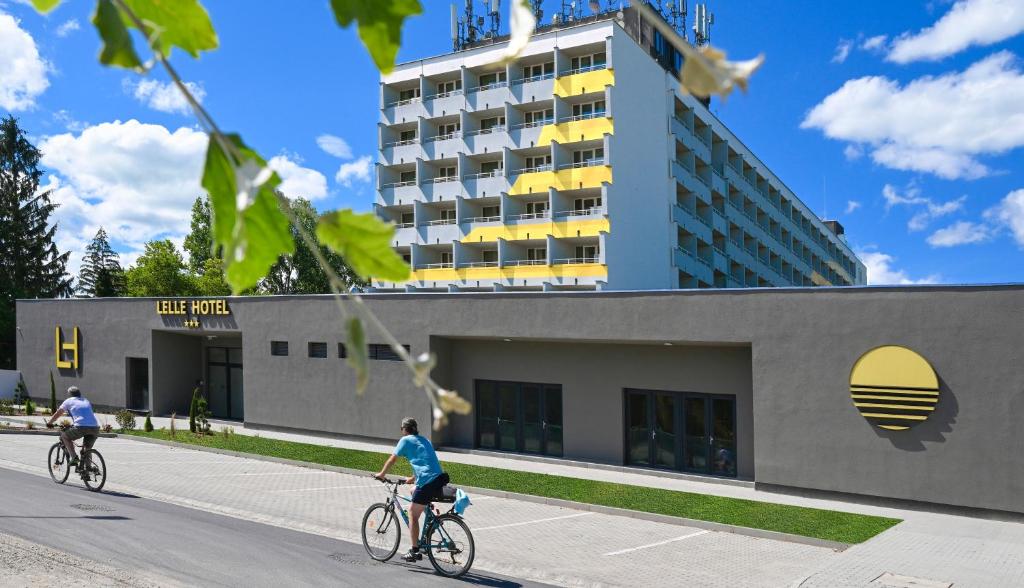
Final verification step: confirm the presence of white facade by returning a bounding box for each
[373,17,866,292]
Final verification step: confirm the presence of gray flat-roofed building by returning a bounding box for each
[16,284,1024,514]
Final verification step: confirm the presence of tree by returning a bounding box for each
[261,197,364,295]
[195,258,232,296]
[77,227,126,297]
[0,116,73,369]
[124,240,198,297]
[183,196,215,274]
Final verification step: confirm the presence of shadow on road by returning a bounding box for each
[404,565,532,587]
[0,515,132,521]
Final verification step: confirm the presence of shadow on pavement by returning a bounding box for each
[0,515,132,520]
[404,565,532,587]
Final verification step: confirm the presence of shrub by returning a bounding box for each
[49,372,57,414]
[25,421,35,430]
[169,412,177,438]
[24,398,35,416]
[144,413,153,432]
[195,397,211,434]
[58,418,72,431]
[189,387,200,433]
[0,399,13,416]
[102,423,114,433]
[115,409,135,432]
[221,425,234,439]
[14,376,27,403]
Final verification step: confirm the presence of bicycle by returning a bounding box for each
[361,476,475,578]
[47,436,106,492]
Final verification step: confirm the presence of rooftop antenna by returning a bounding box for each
[450,4,459,50]
[663,1,687,36]
[486,0,501,38]
[528,0,543,24]
[453,0,481,50]
[561,0,582,22]
[692,2,714,47]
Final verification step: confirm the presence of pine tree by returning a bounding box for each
[77,227,126,297]
[0,116,73,369]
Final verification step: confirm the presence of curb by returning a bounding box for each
[0,429,119,438]
[121,435,851,551]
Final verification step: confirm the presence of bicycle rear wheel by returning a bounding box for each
[81,449,106,492]
[426,513,474,578]
[361,503,401,561]
[47,443,70,484]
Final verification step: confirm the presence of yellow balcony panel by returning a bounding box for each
[509,165,612,195]
[405,263,607,284]
[811,271,833,286]
[537,117,614,145]
[462,218,610,243]
[553,68,615,97]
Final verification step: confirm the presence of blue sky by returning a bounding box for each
[1,0,1022,284]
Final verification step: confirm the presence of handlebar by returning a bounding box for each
[371,474,407,485]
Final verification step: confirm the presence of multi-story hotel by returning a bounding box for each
[372,9,867,292]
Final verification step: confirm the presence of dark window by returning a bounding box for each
[270,341,289,356]
[337,343,347,358]
[308,342,327,358]
[369,344,409,361]
[475,380,562,457]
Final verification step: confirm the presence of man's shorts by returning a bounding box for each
[64,426,100,449]
[411,472,450,505]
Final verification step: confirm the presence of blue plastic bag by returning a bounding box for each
[454,488,472,515]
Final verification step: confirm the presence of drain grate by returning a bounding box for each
[70,503,114,512]
[872,572,952,588]
[327,553,376,567]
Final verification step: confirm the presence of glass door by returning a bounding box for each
[476,381,563,456]
[683,396,709,473]
[497,382,518,451]
[476,381,499,449]
[710,397,737,477]
[543,386,563,457]
[522,384,543,453]
[654,393,678,469]
[626,391,652,466]
[207,346,243,420]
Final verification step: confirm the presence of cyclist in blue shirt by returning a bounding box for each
[45,386,100,469]
[375,417,450,563]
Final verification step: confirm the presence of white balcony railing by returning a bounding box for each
[513,73,555,85]
[556,207,605,218]
[462,261,499,268]
[394,222,414,229]
[465,125,506,137]
[507,211,550,221]
[426,218,456,226]
[559,159,605,169]
[430,89,464,100]
[418,262,454,269]
[565,112,607,122]
[463,170,504,180]
[471,81,509,92]
[382,180,417,189]
[511,118,554,130]
[383,138,418,148]
[560,63,607,76]
[425,132,462,143]
[387,96,422,107]
[554,257,600,265]
[514,164,553,174]
[505,259,547,266]
[463,215,501,224]
[430,176,458,184]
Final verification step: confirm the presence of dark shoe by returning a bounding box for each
[68,457,79,468]
[401,549,422,562]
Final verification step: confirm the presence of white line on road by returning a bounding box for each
[602,530,710,556]
[473,512,595,531]
[268,485,377,493]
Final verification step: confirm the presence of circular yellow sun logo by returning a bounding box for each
[850,346,939,431]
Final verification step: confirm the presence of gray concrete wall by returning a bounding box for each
[15,285,1024,513]
[442,339,754,478]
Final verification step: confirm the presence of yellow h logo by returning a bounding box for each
[55,325,79,370]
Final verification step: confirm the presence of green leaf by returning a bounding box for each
[92,0,144,70]
[329,0,422,74]
[31,0,61,13]
[201,134,294,294]
[316,210,410,282]
[345,317,369,394]
[121,0,218,59]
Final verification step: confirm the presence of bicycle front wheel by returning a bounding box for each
[81,449,106,492]
[361,503,401,561]
[426,514,475,578]
[47,443,70,484]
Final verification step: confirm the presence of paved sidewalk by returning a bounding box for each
[7,416,1024,586]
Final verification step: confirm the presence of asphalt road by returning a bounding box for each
[0,468,549,588]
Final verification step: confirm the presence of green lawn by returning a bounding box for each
[125,429,900,544]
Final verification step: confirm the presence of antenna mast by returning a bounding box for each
[486,0,501,38]
[692,2,714,47]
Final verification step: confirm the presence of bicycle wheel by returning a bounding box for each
[47,443,71,484]
[81,449,106,492]
[361,503,400,561]
[426,513,475,578]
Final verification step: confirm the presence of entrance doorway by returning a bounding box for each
[126,357,149,411]
[475,380,562,457]
[625,389,736,477]
[207,347,243,420]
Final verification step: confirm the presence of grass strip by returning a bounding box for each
[126,429,900,544]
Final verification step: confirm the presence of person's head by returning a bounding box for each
[401,417,418,436]
[66,386,81,398]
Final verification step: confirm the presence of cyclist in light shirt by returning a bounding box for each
[46,386,100,469]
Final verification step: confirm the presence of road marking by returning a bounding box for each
[602,530,710,556]
[268,485,377,493]
[187,471,336,478]
[473,512,595,531]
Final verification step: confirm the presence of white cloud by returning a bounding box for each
[843,144,864,160]
[926,220,992,246]
[881,184,965,231]
[55,18,79,38]
[38,120,208,274]
[861,35,888,51]
[316,134,353,159]
[888,0,1024,63]
[832,39,853,64]
[845,200,862,214]
[0,12,49,111]
[267,154,328,200]
[857,249,941,285]
[803,52,1024,180]
[335,155,373,187]
[52,109,87,132]
[985,188,1024,246]
[123,78,206,115]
